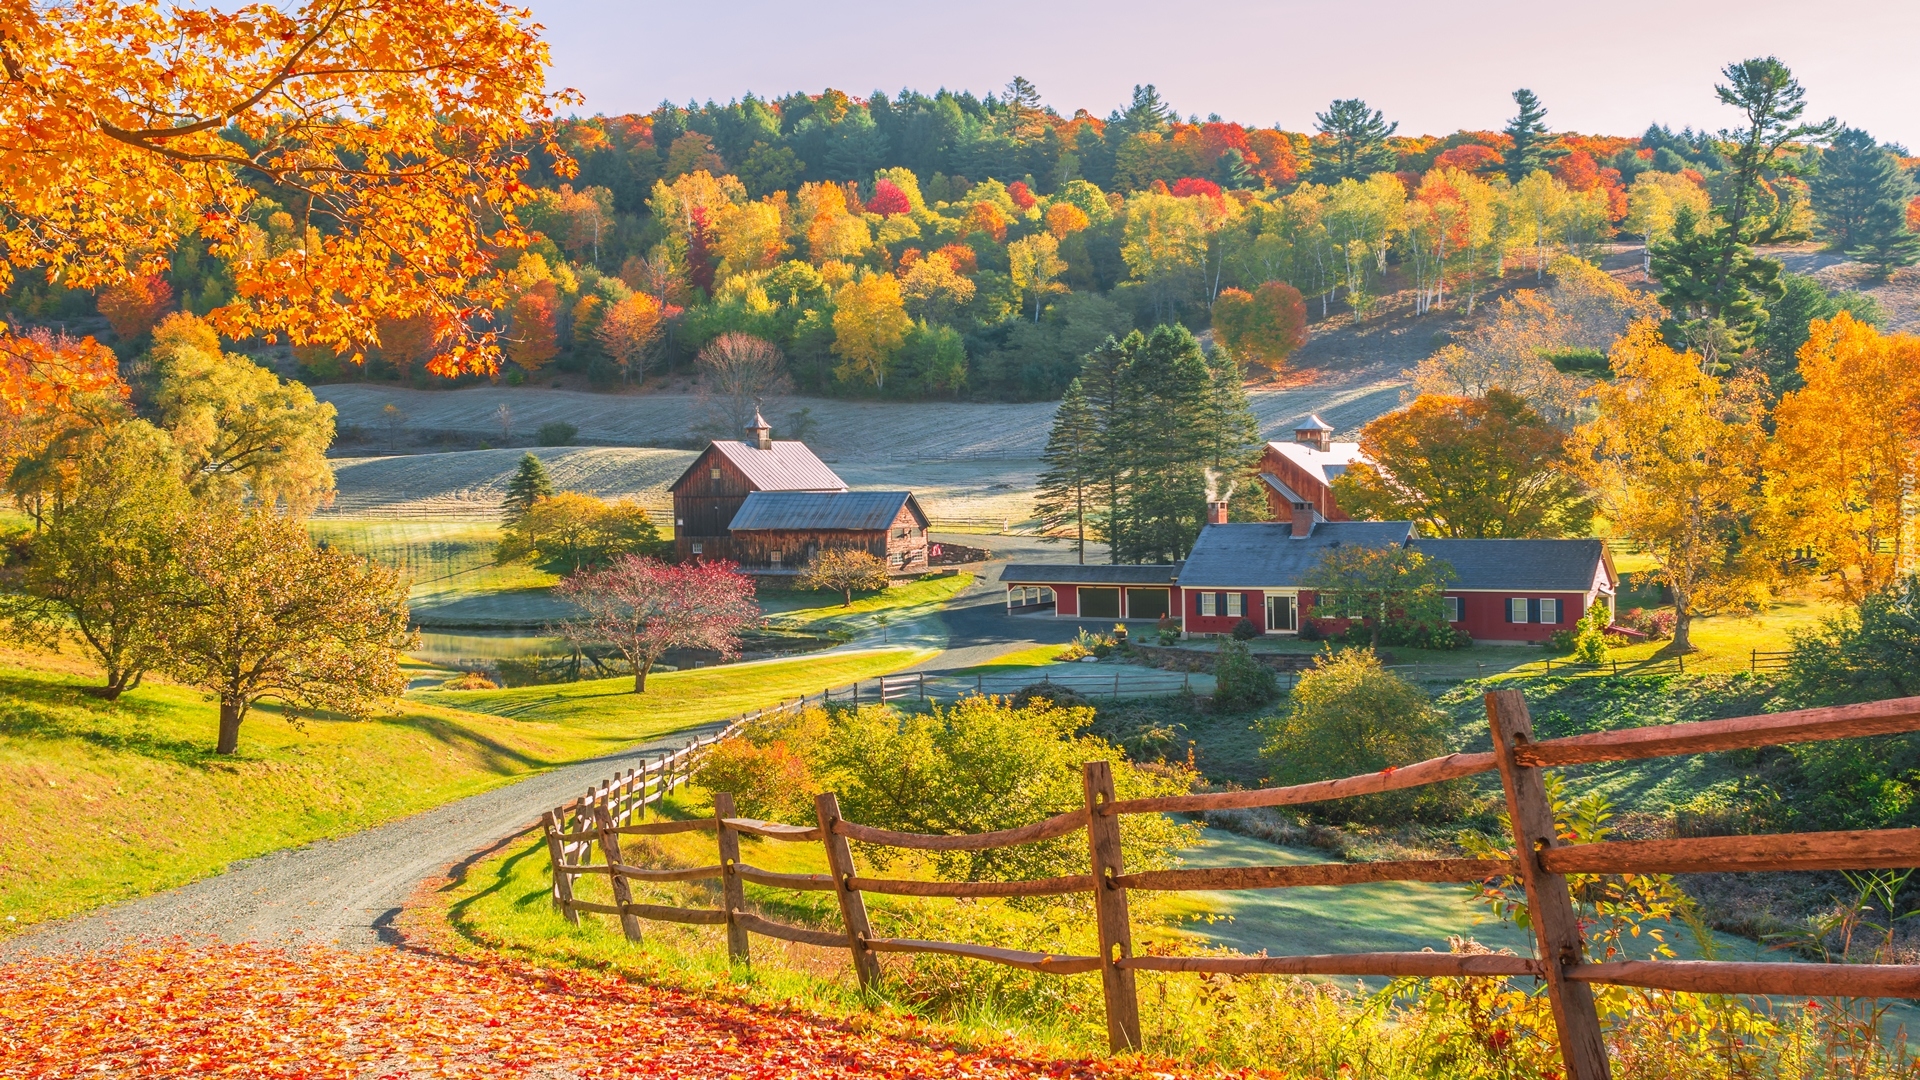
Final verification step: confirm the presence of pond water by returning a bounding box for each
[410,630,571,670]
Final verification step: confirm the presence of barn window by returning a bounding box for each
[709,466,721,480]
[1443,596,1461,623]
[769,551,782,565]
[691,542,704,555]
[1507,598,1527,623]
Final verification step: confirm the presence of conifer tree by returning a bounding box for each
[1311,99,1398,183]
[1502,89,1553,183]
[503,452,554,524]
[1810,128,1920,277]
[1035,379,1100,563]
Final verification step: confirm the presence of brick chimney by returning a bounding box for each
[1293,413,1335,453]
[1206,500,1229,525]
[745,409,773,450]
[1291,511,1313,538]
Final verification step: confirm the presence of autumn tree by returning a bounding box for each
[1334,390,1592,538]
[0,0,563,371]
[1762,314,1920,603]
[0,329,124,473]
[163,505,414,754]
[1571,323,1771,652]
[1302,545,1456,652]
[555,556,757,692]
[95,275,174,341]
[899,251,976,324]
[595,293,664,383]
[376,314,440,382]
[496,492,663,574]
[1210,282,1308,373]
[831,272,911,389]
[1007,234,1067,322]
[696,332,789,435]
[508,288,560,373]
[502,453,553,524]
[798,548,892,606]
[149,314,337,516]
[1,420,189,698]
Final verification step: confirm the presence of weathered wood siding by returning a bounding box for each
[729,506,929,575]
[672,446,754,561]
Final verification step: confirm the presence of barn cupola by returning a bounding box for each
[746,410,773,450]
[1293,414,1334,452]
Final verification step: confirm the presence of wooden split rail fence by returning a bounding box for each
[541,691,1920,1080]
[822,670,1197,708]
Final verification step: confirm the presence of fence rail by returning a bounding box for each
[541,690,1920,1080]
[820,670,1199,708]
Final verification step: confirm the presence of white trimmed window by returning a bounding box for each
[769,551,782,565]
[691,542,704,555]
[1540,598,1561,624]
[1226,593,1244,618]
[1198,592,1216,617]
[1443,596,1461,623]
[1508,597,1528,623]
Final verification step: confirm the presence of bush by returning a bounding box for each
[439,671,497,690]
[536,420,578,446]
[1010,682,1090,710]
[1336,619,1468,651]
[691,738,814,822]
[1296,619,1324,642]
[1231,617,1259,641]
[1257,649,1467,823]
[1155,615,1181,645]
[1620,606,1674,641]
[1570,600,1612,664]
[1070,627,1115,658]
[1212,638,1279,711]
[1781,575,1920,707]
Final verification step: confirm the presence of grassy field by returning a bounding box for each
[0,645,924,932]
[309,516,565,628]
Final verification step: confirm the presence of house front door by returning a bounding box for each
[1266,593,1297,632]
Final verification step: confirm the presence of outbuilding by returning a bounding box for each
[726,490,931,576]
[668,412,847,563]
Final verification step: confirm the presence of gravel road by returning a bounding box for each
[2,722,732,956]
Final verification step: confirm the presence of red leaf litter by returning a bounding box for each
[0,943,1228,1078]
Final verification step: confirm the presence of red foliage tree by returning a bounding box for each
[936,243,978,274]
[554,556,758,693]
[687,205,717,293]
[1006,181,1036,211]
[864,179,912,216]
[1245,129,1300,185]
[1434,144,1504,175]
[508,284,559,372]
[96,274,173,341]
[962,201,1008,242]
[1554,151,1627,221]
[1171,177,1223,199]
[1211,281,1309,373]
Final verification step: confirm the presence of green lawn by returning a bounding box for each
[414,647,934,724]
[0,643,924,933]
[758,572,973,630]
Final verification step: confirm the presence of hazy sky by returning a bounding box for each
[535,0,1920,150]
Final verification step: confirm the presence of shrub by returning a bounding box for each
[1257,649,1467,823]
[1156,614,1181,645]
[1212,638,1279,711]
[797,548,890,605]
[1620,606,1674,641]
[1296,619,1324,642]
[1337,619,1467,651]
[1570,600,1612,664]
[692,738,814,822]
[1781,575,1920,707]
[536,420,577,446]
[1071,627,1115,658]
[439,671,497,690]
[1231,617,1259,641]
[1010,682,1090,710]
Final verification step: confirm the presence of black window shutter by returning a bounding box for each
[1505,599,1515,623]
[1528,598,1541,624]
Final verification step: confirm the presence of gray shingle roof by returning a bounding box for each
[1177,521,1416,588]
[1000,562,1183,586]
[728,491,923,532]
[688,440,847,493]
[1410,538,1611,592]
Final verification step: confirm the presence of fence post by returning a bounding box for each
[815,792,880,989]
[1113,671,1120,701]
[919,672,926,702]
[592,800,644,943]
[712,791,749,966]
[1082,760,1143,1053]
[1486,690,1610,1080]
[541,810,579,924]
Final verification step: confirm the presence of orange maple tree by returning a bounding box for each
[0,0,569,374]
[94,274,175,341]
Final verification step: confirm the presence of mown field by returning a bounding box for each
[0,646,924,931]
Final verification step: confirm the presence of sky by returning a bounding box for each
[534,0,1920,151]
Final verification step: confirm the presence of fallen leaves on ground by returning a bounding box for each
[0,943,1237,1078]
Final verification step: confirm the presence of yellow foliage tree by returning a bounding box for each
[1007,233,1067,322]
[1571,323,1771,651]
[1762,313,1920,603]
[831,273,911,390]
[0,0,562,372]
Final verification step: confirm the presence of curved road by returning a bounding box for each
[5,534,1079,956]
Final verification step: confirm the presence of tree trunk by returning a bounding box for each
[1670,611,1693,654]
[633,659,652,694]
[216,701,245,755]
[842,586,853,607]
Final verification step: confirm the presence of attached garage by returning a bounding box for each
[1078,587,1121,618]
[1125,588,1170,620]
[999,562,1183,623]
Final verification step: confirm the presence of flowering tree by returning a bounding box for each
[555,556,757,692]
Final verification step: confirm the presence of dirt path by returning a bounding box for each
[0,724,732,956]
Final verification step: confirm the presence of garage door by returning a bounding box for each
[1078,587,1120,618]
[1125,588,1169,620]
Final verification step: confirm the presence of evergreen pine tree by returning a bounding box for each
[1650,205,1785,366]
[1195,347,1264,511]
[1215,148,1257,190]
[1076,335,1136,565]
[1035,379,1100,563]
[503,452,554,523]
[1811,128,1920,277]
[1311,99,1398,183]
[1113,326,1214,564]
[1502,89,1553,183]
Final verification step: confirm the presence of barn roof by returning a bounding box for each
[728,491,925,532]
[1000,563,1184,586]
[1178,521,1416,588]
[1265,440,1368,487]
[671,440,847,494]
[1410,538,1614,592]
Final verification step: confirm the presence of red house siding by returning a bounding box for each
[1449,591,1592,643]
[1057,586,1079,616]
[1260,445,1349,524]
[1183,589,1268,635]
[1033,584,1182,620]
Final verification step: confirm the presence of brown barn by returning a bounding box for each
[726,491,930,576]
[669,414,847,562]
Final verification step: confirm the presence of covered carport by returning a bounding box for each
[998,562,1184,621]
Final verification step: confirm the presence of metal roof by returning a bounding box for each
[1000,562,1183,586]
[673,440,848,494]
[1295,413,1335,431]
[1410,538,1613,593]
[728,491,925,532]
[1177,521,1416,587]
[1265,440,1368,487]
